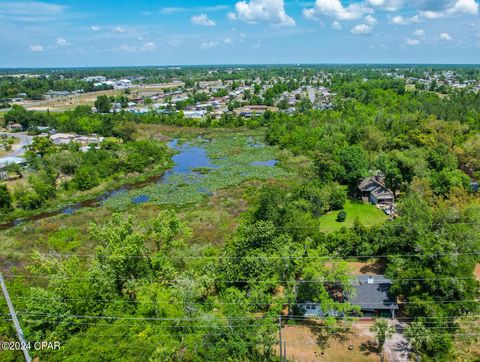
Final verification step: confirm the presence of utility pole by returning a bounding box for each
[0,273,31,362]
[278,315,283,361]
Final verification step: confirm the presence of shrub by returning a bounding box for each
[73,166,99,191]
[336,210,347,222]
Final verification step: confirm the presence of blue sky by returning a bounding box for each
[0,0,479,67]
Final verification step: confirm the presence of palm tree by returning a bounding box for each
[370,319,395,361]
[405,321,431,362]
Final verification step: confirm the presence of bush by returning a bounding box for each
[0,184,13,212]
[15,188,43,210]
[73,166,99,191]
[336,210,347,222]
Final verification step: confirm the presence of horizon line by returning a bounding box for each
[1,62,480,71]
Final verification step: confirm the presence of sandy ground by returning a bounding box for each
[348,260,386,275]
[275,323,381,362]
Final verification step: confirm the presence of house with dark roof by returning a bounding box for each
[358,176,395,206]
[297,275,398,319]
[347,275,398,318]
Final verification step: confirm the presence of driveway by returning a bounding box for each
[383,320,411,362]
[0,132,32,159]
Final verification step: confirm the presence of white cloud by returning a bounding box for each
[364,15,377,26]
[351,23,373,35]
[224,38,233,44]
[349,15,376,35]
[200,41,220,49]
[168,39,183,47]
[439,32,453,40]
[191,13,216,26]
[91,25,101,32]
[119,41,158,52]
[331,20,342,29]
[119,44,135,52]
[56,37,69,47]
[413,28,425,36]
[406,38,420,45]
[419,0,479,19]
[29,44,44,52]
[304,0,372,21]
[160,5,228,15]
[114,26,125,33]
[0,1,68,22]
[142,42,157,51]
[390,14,420,25]
[230,0,296,27]
[366,0,403,11]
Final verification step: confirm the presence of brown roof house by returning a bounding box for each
[358,176,395,206]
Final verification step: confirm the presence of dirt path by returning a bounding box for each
[383,320,411,362]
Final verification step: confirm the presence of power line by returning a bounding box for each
[6,316,480,329]
[9,295,479,306]
[2,274,478,282]
[7,313,480,322]
[1,251,479,260]
[10,318,479,330]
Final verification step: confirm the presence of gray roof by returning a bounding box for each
[0,156,26,169]
[358,177,394,200]
[348,275,398,311]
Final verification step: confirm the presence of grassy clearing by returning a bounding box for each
[25,89,124,111]
[319,199,388,233]
[23,83,184,112]
[453,318,480,361]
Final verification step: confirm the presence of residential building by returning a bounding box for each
[358,176,395,205]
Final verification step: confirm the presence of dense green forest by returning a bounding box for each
[0,70,479,361]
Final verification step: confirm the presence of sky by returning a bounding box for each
[0,0,479,67]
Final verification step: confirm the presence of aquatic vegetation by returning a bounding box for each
[103,134,289,210]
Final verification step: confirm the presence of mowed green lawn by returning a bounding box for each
[319,199,388,233]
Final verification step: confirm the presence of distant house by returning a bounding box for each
[0,156,26,171]
[298,275,398,319]
[358,176,395,206]
[115,79,133,89]
[183,110,205,119]
[50,133,103,146]
[50,133,75,145]
[6,123,23,132]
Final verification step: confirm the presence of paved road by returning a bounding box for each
[0,132,32,159]
[384,320,411,362]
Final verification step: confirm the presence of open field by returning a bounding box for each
[20,82,184,112]
[24,89,124,111]
[319,199,388,233]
